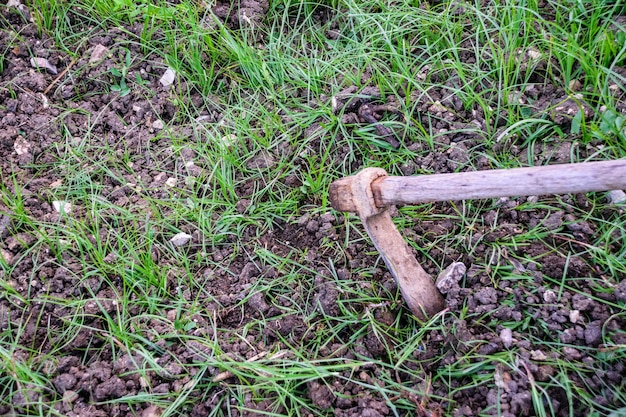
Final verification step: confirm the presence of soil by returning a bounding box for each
[1,1,625,417]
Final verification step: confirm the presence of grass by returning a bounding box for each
[1,0,625,415]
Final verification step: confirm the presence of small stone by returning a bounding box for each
[0,249,13,265]
[195,115,213,123]
[608,190,626,204]
[569,309,580,323]
[331,95,341,114]
[89,44,110,64]
[494,366,510,390]
[525,47,542,62]
[568,79,582,91]
[52,201,72,214]
[220,134,237,148]
[428,101,447,113]
[30,57,57,74]
[500,328,513,349]
[185,161,203,176]
[543,290,557,304]
[14,137,31,155]
[152,119,164,130]
[508,90,525,105]
[530,350,547,361]
[165,177,177,187]
[169,232,192,247]
[159,68,176,87]
[496,197,510,206]
[435,262,466,294]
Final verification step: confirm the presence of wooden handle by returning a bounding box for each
[370,159,626,207]
[345,168,444,318]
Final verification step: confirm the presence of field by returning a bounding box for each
[1,0,625,416]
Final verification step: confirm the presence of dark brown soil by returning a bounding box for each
[1,2,625,417]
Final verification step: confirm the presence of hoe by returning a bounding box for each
[329,159,626,319]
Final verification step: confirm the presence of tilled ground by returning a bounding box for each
[1,2,625,417]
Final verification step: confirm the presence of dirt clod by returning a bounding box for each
[307,380,335,409]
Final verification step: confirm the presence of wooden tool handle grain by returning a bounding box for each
[371,160,626,207]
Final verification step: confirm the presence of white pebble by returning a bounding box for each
[30,57,57,74]
[608,190,626,204]
[89,44,110,64]
[435,262,466,294]
[220,134,237,148]
[500,328,513,349]
[159,68,176,87]
[1,249,13,265]
[543,290,557,303]
[530,349,548,361]
[526,48,542,62]
[169,232,192,247]
[14,137,31,155]
[52,201,72,214]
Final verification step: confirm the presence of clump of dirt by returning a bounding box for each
[213,0,269,28]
